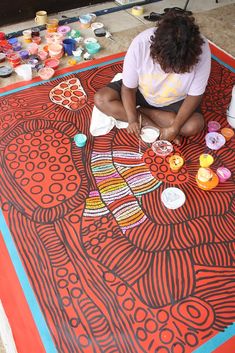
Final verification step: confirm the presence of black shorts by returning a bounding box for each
[107,79,202,113]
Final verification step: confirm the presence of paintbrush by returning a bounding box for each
[139,114,142,155]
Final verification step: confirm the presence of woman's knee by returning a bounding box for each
[181,113,204,136]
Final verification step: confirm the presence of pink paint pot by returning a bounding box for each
[38,50,48,61]
[27,42,39,55]
[38,67,54,80]
[216,167,231,182]
[208,121,221,132]
[44,58,60,69]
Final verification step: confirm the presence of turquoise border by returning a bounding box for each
[211,53,235,73]
[0,56,125,97]
[193,323,235,353]
[0,52,234,353]
[0,210,57,353]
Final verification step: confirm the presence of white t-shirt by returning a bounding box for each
[122,27,211,107]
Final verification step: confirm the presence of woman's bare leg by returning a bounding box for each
[94,88,204,141]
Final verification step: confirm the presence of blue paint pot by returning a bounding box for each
[74,133,87,147]
[63,38,77,56]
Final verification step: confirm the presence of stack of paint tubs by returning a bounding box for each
[31,28,41,45]
[46,19,59,33]
[8,37,22,51]
[22,29,32,44]
[7,53,21,67]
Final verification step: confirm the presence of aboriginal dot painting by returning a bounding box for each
[0,50,235,353]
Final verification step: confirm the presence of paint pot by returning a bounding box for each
[28,55,40,68]
[0,32,6,40]
[74,133,87,147]
[161,187,186,209]
[8,37,18,46]
[69,29,81,39]
[57,25,71,36]
[169,155,184,172]
[32,36,41,45]
[84,37,98,45]
[196,167,219,190]
[199,154,214,168]
[208,120,221,132]
[38,67,54,80]
[7,53,21,67]
[31,27,40,37]
[38,50,48,61]
[27,42,39,55]
[94,28,106,37]
[152,140,173,156]
[216,167,231,183]
[221,127,234,141]
[205,132,226,150]
[0,65,13,78]
[85,42,100,54]
[44,58,60,69]
[46,18,59,32]
[91,22,104,31]
[79,14,96,28]
[63,38,77,56]
[15,64,32,81]
[48,43,63,57]
[19,50,30,60]
[141,126,160,143]
[0,53,6,63]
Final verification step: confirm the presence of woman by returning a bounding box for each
[94,9,211,144]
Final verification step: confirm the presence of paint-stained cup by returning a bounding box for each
[63,38,76,56]
[35,10,48,25]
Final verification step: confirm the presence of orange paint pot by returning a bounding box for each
[221,127,234,141]
[196,168,219,190]
[169,155,184,172]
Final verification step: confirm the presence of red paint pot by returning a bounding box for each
[44,57,60,69]
[0,32,6,40]
[8,53,21,67]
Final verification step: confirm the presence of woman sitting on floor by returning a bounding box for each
[93,9,211,145]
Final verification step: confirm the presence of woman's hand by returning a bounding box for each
[127,121,140,137]
[160,125,179,142]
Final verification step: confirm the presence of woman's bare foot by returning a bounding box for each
[173,135,181,146]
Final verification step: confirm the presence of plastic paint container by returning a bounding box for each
[199,154,214,168]
[221,127,234,141]
[38,67,54,80]
[0,53,6,63]
[216,167,231,182]
[141,126,160,143]
[85,42,101,54]
[0,66,13,78]
[44,58,60,69]
[74,133,87,147]
[31,27,40,37]
[161,187,186,209]
[205,132,226,150]
[152,140,173,156]
[208,121,221,132]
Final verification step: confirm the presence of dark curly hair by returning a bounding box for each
[150,10,204,73]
